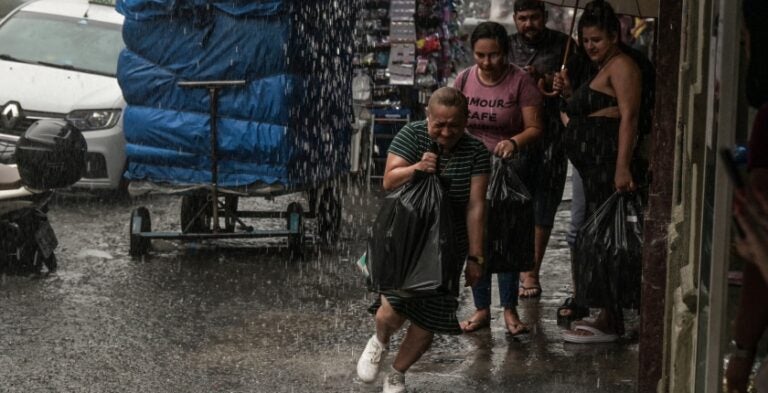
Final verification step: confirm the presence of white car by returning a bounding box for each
[0,0,126,190]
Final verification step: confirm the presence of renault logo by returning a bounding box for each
[1,102,23,130]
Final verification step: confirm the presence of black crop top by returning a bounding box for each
[565,83,619,118]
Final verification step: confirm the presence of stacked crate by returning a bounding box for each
[116,0,355,188]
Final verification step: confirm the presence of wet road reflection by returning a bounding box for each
[0,184,637,392]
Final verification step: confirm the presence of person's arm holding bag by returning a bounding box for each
[611,56,642,193]
[465,173,489,287]
[382,152,438,191]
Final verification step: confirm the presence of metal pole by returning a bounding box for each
[209,87,220,233]
[560,0,580,69]
[177,80,246,234]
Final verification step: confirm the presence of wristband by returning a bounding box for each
[508,138,519,153]
[467,255,485,267]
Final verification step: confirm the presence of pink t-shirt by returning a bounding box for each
[455,64,543,151]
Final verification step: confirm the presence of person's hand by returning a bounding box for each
[522,65,542,82]
[522,65,537,76]
[416,152,438,173]
[614,166,636,193]
[552,68,572,98]
[493,139,517,159]
[725,354,754,393]
[464,261,483,287]
[537,72,560,98]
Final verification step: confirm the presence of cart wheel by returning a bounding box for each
[180,195,210,233]
[286,202,304,254]
[129,207,151,257]
[224,195,239,232]
[317,187,342,245]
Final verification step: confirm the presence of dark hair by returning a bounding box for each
[578,0,621,42]
[470,21,511,56]
[514,0,546,14]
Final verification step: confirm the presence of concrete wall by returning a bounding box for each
[663,1,714,390]
[651,0,743,391]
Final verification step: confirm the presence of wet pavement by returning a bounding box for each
[0,179,638,392]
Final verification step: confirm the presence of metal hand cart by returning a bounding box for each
[366,108,410,188]
[128,80,343,257]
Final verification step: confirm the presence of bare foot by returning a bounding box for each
[460,309,490,333]
[519,273,542,298]
[504,307,529,336]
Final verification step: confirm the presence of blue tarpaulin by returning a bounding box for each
[116,0,354,188]
[118,49,298,124]
[116,0,285,20]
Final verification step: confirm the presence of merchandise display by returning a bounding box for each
[353,0,465,181]
[353,0,465,108]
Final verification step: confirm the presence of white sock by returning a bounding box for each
[391,365,404,375]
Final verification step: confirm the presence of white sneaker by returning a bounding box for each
[357,335,387,383]
[383,369,406,393]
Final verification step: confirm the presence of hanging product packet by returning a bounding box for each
[574,191,644,312]
[367,153,462,298]
[485,156,534,273]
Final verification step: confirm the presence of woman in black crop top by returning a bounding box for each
[551,0,646,344]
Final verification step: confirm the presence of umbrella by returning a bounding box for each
[543,0,658,69]
[542,0,658,18]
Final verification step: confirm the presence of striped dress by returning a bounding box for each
[369,120,491,335]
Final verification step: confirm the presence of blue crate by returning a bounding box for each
[370,108,410,119]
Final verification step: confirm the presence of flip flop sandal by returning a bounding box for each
[562,325,619,344]
[556,297,589,327]
[518,277,542,298]
[460,318,490,333]
[506,323,530,337]
[519,284,542,299]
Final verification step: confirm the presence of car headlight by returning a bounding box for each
[66,109,121,131]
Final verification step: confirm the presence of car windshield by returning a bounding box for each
[0,10,122,76]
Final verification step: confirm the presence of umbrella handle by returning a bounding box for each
[537,77,560,98]
[560,0,580,69]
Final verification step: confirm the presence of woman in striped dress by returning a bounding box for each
[356,87,490,393]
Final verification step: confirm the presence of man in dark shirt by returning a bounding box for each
[509,0,576,299]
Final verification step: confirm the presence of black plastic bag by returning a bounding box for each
[367,170,463,297]
[486,157,534,273]
[574,192,644,311]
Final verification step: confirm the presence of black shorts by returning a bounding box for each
[368,294,462,335]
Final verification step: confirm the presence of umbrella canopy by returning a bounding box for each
[542,0,658,18]
[540,0,658,70]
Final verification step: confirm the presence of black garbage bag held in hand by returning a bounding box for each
[485,157,534,273]
[367,145,463,297]
[573,192,644,312]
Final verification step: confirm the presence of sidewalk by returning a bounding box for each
[356,174,639,392]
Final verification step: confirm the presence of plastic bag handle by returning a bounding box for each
[430,142,441,175]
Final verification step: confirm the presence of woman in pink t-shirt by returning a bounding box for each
[455,21,543,336]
